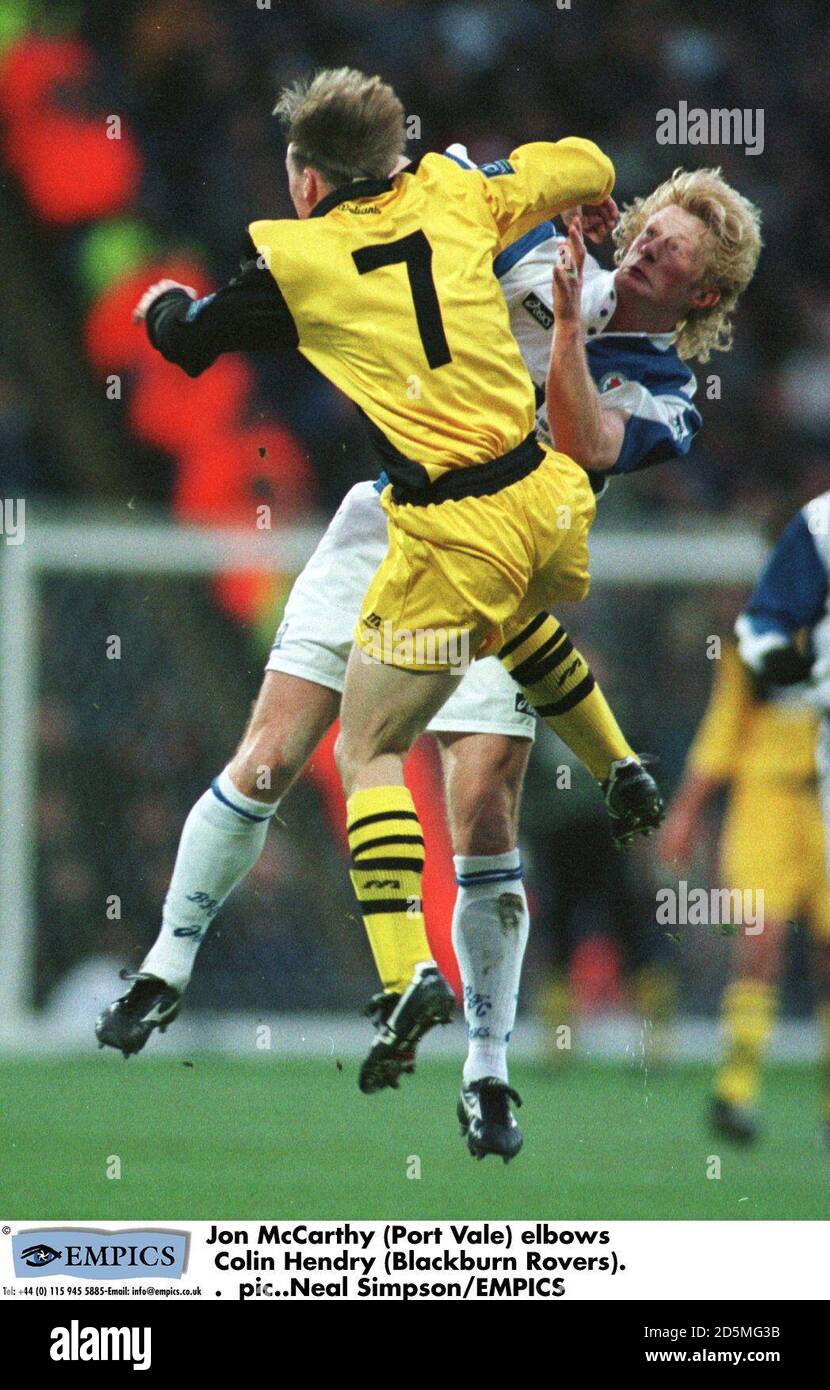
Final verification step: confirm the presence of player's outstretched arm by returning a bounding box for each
[444,139,616,249]
[546,216,627,471]
[134,257,298,377]
[481,137,615,251]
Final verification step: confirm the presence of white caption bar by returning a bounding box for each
[2,1221,828,1301]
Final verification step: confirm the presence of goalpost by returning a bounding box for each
[0,513,324,1047]
[0,510,768,1052]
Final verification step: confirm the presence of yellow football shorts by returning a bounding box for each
[720,780,830,938]
[354,447,597,672]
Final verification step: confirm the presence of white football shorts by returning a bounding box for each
[266,481,536,740]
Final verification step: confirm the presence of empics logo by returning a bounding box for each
[50,1321,151,1372]
[12,1228,187,1280]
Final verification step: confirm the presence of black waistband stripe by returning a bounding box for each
[391,432,544,506]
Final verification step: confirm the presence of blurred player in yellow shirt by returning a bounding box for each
[659,640,830,1145]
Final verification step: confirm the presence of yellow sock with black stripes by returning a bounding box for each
[715,979,776,1107]
[499,613,635,780]
[346,786,433,996]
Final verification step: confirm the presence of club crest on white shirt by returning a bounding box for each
[599,371,628,392]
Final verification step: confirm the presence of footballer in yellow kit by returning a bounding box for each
[138,68,663,1121]
[706,652,829,932]
[660,641,830,1144]
[248,137,606,662]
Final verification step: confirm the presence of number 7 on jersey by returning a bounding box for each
[353,230,453,370]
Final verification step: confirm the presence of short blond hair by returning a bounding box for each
[274,67,406,187]
[613,168,762,362]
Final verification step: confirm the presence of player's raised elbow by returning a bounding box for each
[554,137,615,204]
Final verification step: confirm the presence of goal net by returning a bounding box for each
[3,507,816,1060]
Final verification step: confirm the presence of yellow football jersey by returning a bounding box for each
[249,140,614,486]
[688,641,819,785]
[690,645,830,934]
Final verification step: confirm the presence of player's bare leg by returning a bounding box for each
[337,652,459,797]
[336,647,459,1094]
[440,732,529,857]
[711,919,784,1145]
[95,672,339,1056]
[226,671,341,801]
[439,732,530,1160]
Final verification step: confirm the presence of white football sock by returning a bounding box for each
[452,850,529,1086]
[140,767,279,991]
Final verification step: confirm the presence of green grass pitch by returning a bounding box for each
[2,1056,828,1220]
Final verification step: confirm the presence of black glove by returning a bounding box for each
[758,644,812,688]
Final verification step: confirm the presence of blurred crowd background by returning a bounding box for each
[1,0,829,1033]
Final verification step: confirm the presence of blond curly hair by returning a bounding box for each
[613,168,762,363]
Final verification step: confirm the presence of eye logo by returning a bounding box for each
[21,1243,62,1268]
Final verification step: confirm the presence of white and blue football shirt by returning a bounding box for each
[736,492,830,706]
[445,143,703,491]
